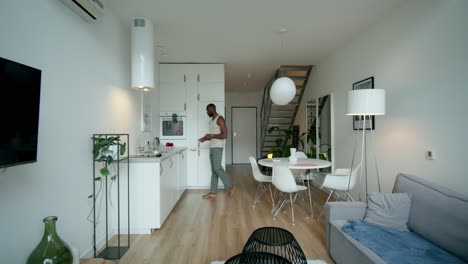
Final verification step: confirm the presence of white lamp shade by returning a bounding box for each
[270,77,296,105]
[347,89,385,115]
[131,18,155,90]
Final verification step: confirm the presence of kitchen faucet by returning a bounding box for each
[153,137,160,151]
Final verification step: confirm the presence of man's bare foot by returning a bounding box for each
[228,186,235,196]
[203,193,217,199]
[202,192,213,198]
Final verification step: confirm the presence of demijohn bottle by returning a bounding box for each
[26,216,73,264]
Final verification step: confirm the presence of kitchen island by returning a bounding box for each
[117,147,187,234]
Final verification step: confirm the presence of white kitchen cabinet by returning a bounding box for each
[159,156,175,225]
[196,64,224,82]
[120,149,186,234]
[159,82,187,112]
[198,83,224,102]
[159,64,187,82]
[159,63,225,188]
[177,150,187,199]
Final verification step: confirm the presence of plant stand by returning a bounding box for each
[92,134,130,260]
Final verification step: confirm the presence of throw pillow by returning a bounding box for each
[364,192,412,231]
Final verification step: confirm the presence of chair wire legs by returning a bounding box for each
[272,192,299,225]
[253,183,275,208]
[318,190,334,219]
[318,190,355,219]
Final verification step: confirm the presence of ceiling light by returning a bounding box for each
[270,29,296,105]
[270,77,296,105]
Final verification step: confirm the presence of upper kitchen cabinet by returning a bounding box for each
[159,64,187,83]
[197,83,224,102]
[190,64,225,83]
[159,82,187,112]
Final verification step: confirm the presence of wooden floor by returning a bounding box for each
[112,165,334,264]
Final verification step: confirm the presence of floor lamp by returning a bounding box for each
[346,89,385,201]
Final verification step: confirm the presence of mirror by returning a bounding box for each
[305,93,334,174]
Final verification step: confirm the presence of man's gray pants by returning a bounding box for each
[209,147,232,193]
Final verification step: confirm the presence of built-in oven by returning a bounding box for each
[160,112,186,139]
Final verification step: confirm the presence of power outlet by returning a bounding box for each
[425,150,434,160]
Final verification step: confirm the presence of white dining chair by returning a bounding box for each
[318,163,361,218]
[294,151,310,181]
[272,165,308,225]
[249,157,274,208]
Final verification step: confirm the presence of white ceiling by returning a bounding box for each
[108,0,406,91]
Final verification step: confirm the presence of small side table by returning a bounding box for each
[225,252,292,264]
[242,227,307,264]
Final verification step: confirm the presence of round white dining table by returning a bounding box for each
[257,157,331,219]
[258,157,331,170]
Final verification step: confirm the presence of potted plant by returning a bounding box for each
[267,126,293,158]
[92,135,126,180]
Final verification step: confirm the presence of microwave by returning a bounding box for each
[160,112,186,139]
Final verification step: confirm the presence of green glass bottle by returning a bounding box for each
[26,216,73,264]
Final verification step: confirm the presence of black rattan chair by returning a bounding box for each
[225,252,292,264]
[242,227,307,264]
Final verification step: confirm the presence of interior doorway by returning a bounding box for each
[231,107,257,164]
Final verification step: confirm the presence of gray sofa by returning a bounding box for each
[325,173,468,264]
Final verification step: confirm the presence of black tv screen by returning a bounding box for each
[0,57,41,168]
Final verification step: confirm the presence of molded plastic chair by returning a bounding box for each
[249,157,274,208]
[295,151,308,159]
[272,165,308,225]
[294,151,310,181]
[318,164,361,218]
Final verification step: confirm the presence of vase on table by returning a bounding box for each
[26,216,73,264]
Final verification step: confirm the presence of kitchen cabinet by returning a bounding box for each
[119,148,187,234]
[160,63,225,188]
[159,64,187,83]
[176,150,187,199]
[198,83,224,101]
[159,82,187,112]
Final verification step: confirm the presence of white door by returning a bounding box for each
[232,107,257,164]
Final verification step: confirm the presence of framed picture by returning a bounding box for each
[352,77,375,130]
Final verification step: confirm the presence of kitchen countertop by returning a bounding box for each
[129,147,187,163]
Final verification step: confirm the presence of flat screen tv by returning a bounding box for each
[0,57,42,168]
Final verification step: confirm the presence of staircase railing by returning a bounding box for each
[260,77,275,156]
[259,65,313,157]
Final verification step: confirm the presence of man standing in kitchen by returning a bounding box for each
[198,103,234,199]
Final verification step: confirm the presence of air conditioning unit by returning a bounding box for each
[60,0,104,22]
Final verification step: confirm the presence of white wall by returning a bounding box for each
[225,90,263,164]
[0,1,141,262]
[297,0,468,196]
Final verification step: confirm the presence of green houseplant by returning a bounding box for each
[267,126,293,158]
[299,127,331,161]
[92,135,126,179]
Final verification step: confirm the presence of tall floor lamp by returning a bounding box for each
[346,89,385,201]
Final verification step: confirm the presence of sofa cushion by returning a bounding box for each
[342,220,465,264]
[364,192,411,231]
[393,174,468,262]
[329,220,386,264]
